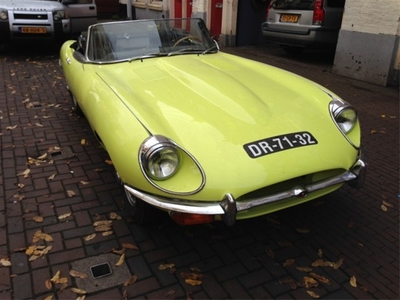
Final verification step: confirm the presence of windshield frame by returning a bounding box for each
[84,18,217,64]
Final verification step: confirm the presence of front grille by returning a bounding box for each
[13,13,48,20]
[237,169,344,201]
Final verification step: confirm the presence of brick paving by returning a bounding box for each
[0,42,398,300]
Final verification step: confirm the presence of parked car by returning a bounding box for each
[262,0,345,53]
[0,0,96,43]
[60,18,367,226]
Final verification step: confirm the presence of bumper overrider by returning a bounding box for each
[124,150,368,226]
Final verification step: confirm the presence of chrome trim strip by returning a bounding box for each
[124,151,367,224]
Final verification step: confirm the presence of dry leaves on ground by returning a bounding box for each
[0,258,12,267]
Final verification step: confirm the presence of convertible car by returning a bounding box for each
[60,18,367,226]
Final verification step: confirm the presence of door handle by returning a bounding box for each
[89,6,95,10]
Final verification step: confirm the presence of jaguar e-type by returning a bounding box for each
[59,18,367,226]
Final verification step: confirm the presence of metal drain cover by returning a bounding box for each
[48,146,75,160]
[71,253,131,293]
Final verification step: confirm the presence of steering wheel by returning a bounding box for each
[173,36,202,47]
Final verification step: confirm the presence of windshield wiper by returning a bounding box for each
[128,52,168,63]
[167,48,203,57]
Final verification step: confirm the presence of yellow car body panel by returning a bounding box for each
[60,19,366,224]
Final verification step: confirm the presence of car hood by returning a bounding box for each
[0,0,65,10]
[96,52,356,193]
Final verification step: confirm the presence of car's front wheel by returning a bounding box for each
[123,187,163,224]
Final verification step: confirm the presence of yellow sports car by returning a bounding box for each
[60,18,367,226]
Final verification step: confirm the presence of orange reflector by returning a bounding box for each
[170,213,215,225]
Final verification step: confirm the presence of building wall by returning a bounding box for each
[333,0,400,86]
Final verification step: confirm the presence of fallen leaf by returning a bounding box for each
[71,287,87,295]
[350,276,357,287]
[309,272,331,285]
[37,153,48,160]
[50,271,61,283]
[58,212,72,220]
[102,231,113,237]
[159,263,175,270]
[0,258,12,267]
[80,181,90,185]
[76,296,86,300]
[44,295,53,300]
[296,266,313,272]
[300,276,318,288]
[35,123,44,128]
[93,220,112,227]
[123,275,138,286]
[185,279,202,286]
[45,279,52,290]
[110,212,122,220]
[95,225,112,232]
[318,249,323,258]
[279,278,297,290]
[17,168,31,178]
[105,159,113,165]
[112,248,126,255]
[122,290,128,300]
[307,290,321,299]
[181,272,203,281]
[32,216,44,223]
[266,216,280,225]
[115,253,125,267]
[381,204,388,211]
[55,277,68,285]
[69,270,88,279]
[84,233,96,241]
[6,125,17,130]
[66,190,75,198]
[296,228,310,233]
[80,139,86,145]
[283,259,295,267]
[48,173,56,180]
[32,230,53,243]
[122,243,139,251]
[265,246,275,258]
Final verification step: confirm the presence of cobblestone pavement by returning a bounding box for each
[0,42,398,300]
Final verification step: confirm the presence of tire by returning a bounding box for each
[123,186,164,224]
[67,88,84,116]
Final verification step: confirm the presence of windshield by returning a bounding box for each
[86,18,216,63]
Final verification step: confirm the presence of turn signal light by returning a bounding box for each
[170,212,215,225]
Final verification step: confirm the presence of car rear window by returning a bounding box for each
[271,0,345,10]
[272,0,315,10]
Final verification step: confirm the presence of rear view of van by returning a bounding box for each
[261,0,345,53]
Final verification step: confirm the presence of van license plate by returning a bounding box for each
[21,27,47,34]
[280,15,299,23]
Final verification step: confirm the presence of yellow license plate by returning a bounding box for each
[280,14,299,23]
[21,27,47,34]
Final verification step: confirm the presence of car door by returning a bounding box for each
[62,0,97,34]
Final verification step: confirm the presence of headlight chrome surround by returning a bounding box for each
[329,98,360,148]
[0,10,8,20]
[139,135,206,195]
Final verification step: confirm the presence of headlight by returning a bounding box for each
[330,99,357,134]
[140,136,180,180]
[54,10,67,21]
[0,10,8,20]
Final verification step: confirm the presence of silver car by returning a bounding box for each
[262,0,345,53]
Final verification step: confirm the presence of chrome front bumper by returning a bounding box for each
[125,150,368,226]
